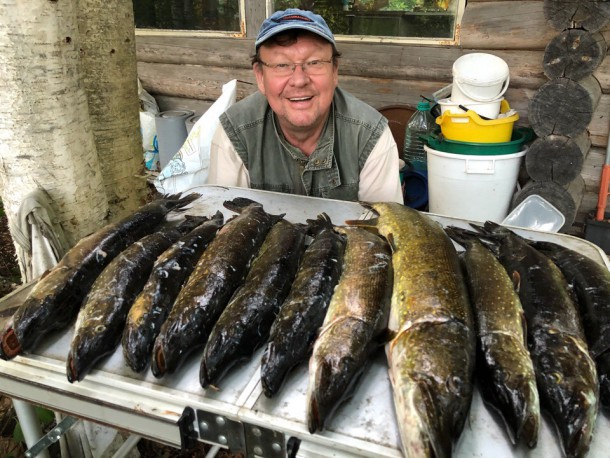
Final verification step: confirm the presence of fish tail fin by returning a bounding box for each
[444,226,480,249]
[305,213,334,237]
[176,215,208,234]
[0,328,21,360]
[162,192,200,213]
[223,197,259,213]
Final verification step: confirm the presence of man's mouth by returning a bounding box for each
[288,96,313,102]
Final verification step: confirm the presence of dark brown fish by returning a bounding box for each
[122,211,224,373]
[260,214,345,398]
[66,216,206,382]
[447,227,540,448]
[473,222,598,458]
[531,240,610,412]
[151,198,283,377]
[0,193,198,360]
[306,225,392,434]
[200,219,307,388]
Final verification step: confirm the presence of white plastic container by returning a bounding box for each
[437,97,504,120]
[502,195,565,232]
[425,145,526,222]
[452,53,510,103]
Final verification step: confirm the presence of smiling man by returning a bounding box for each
[208,9,403,203]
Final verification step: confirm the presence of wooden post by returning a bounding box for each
[543,30,607,80]
[543,0,610,33]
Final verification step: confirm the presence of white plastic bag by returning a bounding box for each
[154,79,237,194]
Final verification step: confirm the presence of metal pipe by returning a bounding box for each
[205,445,221,458]
[12,400,50,458]
[110,434,141,458]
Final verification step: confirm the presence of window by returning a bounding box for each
[270,0,463,40]
[133,0,241,32]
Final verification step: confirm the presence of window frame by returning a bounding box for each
[133,0,466,45]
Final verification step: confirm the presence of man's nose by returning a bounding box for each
[289,64,309,84]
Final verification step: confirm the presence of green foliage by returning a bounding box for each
[12,407,55,443]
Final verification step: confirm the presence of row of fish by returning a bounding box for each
[2,194,610,457]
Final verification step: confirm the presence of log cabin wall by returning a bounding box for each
[135,0,610,236]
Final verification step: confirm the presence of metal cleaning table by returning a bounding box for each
[1,185,609,457]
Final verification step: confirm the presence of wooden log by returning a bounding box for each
[528,75,602,137]
[525,132,591,185]
[543,30,607,80]
[543,0,610,33]
[511,177,585,231]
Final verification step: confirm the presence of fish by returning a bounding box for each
[0,193,199,360]
[122,211,224,373]
[151,197,284,377]
[66,216,207,382]
[306,225,392,434]
[260,213,345,398]
[472,222,599,458]
[446,227,540,448]
[347,203,475,458]
[200,219,308,389]
[530,240,610,412]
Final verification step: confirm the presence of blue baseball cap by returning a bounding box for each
[255,9,335,49]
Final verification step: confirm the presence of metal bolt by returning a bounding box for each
[25,453,32,458]
[252,427,261,437]
[216,416,226,426]
[254,446,263,455]
[272,442,282,452]
[218,435,228,445]
[199,421,209,432]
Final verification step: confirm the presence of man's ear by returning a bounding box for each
[253,63,266,95]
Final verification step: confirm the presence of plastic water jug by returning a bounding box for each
[403,100,435,171]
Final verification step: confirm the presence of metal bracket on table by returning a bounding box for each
[178,407,198,452]
[25,415,80,458]
[244,424,287,458]
[196,409,245,454]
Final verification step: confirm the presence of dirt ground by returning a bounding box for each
[0,205,237,457]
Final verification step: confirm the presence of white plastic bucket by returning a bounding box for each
[425,145,526,222]
[452,53,510,103]
[437,97,504,120]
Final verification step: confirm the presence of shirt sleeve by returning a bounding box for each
[207,123,251,188]
[358,125,404,204]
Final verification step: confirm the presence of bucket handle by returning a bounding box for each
[465,158,496,174]
[454,74,510,102]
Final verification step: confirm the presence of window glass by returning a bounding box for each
[272,0,459,39]
[133,0,240,31]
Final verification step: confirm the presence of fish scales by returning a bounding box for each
[122,211,224,373]
[306,225,392,434]
[0,193,198,360]
[151,198,283,377]
[260,213,345,398]
[476,222,598,458]
[531,240,610,412]
[446,228,540,448]
[66,216,206,382]
[200,219,307,388]
[347,203,475,458]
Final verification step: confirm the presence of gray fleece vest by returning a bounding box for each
[219,87,387,201]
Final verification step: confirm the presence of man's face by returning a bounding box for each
[253,33,339,137]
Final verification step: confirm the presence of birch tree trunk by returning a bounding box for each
[78,0,148,220]
[0,0,108,253]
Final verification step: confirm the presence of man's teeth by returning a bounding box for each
[289,97,312,101]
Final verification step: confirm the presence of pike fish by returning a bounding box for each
[446,227,540,448]
[200,219,307,389]
[122,211,224,373]
[0,193,198,360]
[66,216,207,382]
[473,222,598,458]
[347,203,475,458]
[260,213,345,398]
[306,225,392,433]
[530,240,610,412]
[151,197,284,377]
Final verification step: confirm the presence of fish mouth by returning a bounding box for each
[152,346,166,378]
[0,329,21,360]
[66,356,79,383]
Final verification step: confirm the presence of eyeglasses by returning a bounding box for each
[259,58,333,77]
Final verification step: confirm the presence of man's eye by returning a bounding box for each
[307,60,322,67]
[275,63,291,69]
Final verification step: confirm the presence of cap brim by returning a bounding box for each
[255,23,335,48]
